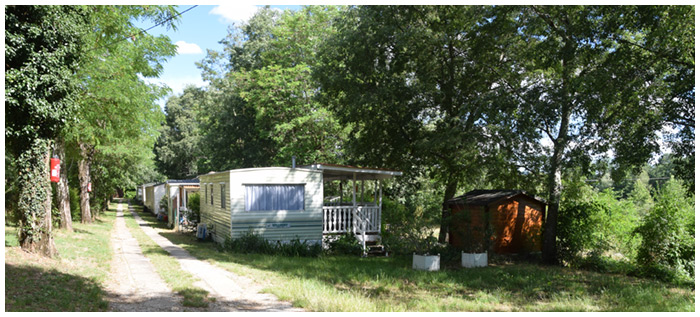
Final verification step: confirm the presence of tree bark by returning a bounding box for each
[78,142,93,224]
[55,138,73,232]
[18,139,58,257]
[541,140,565,264]
[542,38,575,265]
[438,176,458,243]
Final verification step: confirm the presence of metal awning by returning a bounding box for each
[302,163,402,181]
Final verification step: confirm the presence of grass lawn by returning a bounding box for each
[121,203,215,308]
[129,204,695,312]
[5,207,116,312]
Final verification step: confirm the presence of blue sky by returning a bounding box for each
[137,4,301,110]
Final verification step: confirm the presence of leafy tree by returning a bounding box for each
[5,5,89,256]
[502,5,693,264]
[198,6,280,81]
[155,85,204,178]
[197,6,347,169]
[196,7,280,171]
[316,6,526,242]
[236,6,348,166]
[65,5,178,222]
[627,179,654,218]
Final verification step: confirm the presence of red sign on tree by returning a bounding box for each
[50,157,60,183]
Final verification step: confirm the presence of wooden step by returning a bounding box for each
[366,244,389,257]
[354,234,381,242]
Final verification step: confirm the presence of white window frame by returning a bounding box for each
[243,183,305,212]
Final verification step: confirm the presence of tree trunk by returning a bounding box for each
[78,142,93,224]
[542,41,574,264]
[541,144,564,265]
[55,138,73,232]
[438,176,459,243]
[18,139,58,257]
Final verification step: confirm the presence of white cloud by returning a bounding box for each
[141,75,207,111]
[209,4,260,24]
[175,41,203,55]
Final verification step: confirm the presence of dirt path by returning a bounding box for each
[105,203,184,312]
[106,202,303,312]
[125,203,303,312]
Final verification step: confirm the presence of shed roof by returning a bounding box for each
[446,189,545,206]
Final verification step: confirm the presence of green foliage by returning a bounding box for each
[196,6,347,170]
[185,193,201,223]
[64,5,179,215]
[159,195,169,213]
[324,233,364,256]
[154,86,204,178]
[69,187,82,222]
[634,178,694,283]
[5,5,87,153]
[5,5,91,253]
[222,230,322,257]
[382,201,440,255]
[558,187,640,266]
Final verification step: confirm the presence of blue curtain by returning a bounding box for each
[245,185,305,211]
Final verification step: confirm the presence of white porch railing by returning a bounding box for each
[323,205,381,234]
[323,206,354,233]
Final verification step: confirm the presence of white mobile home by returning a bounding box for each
[199,167,324,244]
[164,178,200,231]
[198,164,402,251]
[144,182,166,215]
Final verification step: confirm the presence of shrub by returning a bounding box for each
[186,193,200,223]
[634,178,694,283]
[557,189,640,267]
[159,195,169,213]
[223,230,321,257]
[324,233,364,256]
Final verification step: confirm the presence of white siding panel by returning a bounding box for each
[230,168,323,243]
[199,167,323,244]
[199,171,231,243]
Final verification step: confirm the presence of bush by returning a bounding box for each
[159,195,169,213]
[634,178,694,283]
[557,188,640,266]
[186,193,200,223]
[324,233,364,256]
[381,198,443,255]
[222,230,321,257]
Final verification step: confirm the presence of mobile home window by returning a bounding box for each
[245,184,304,211]
[204,186,208,205]
[220,183,226,209]
[209,184,214,205]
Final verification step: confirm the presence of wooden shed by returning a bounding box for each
[446,190,545,254]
